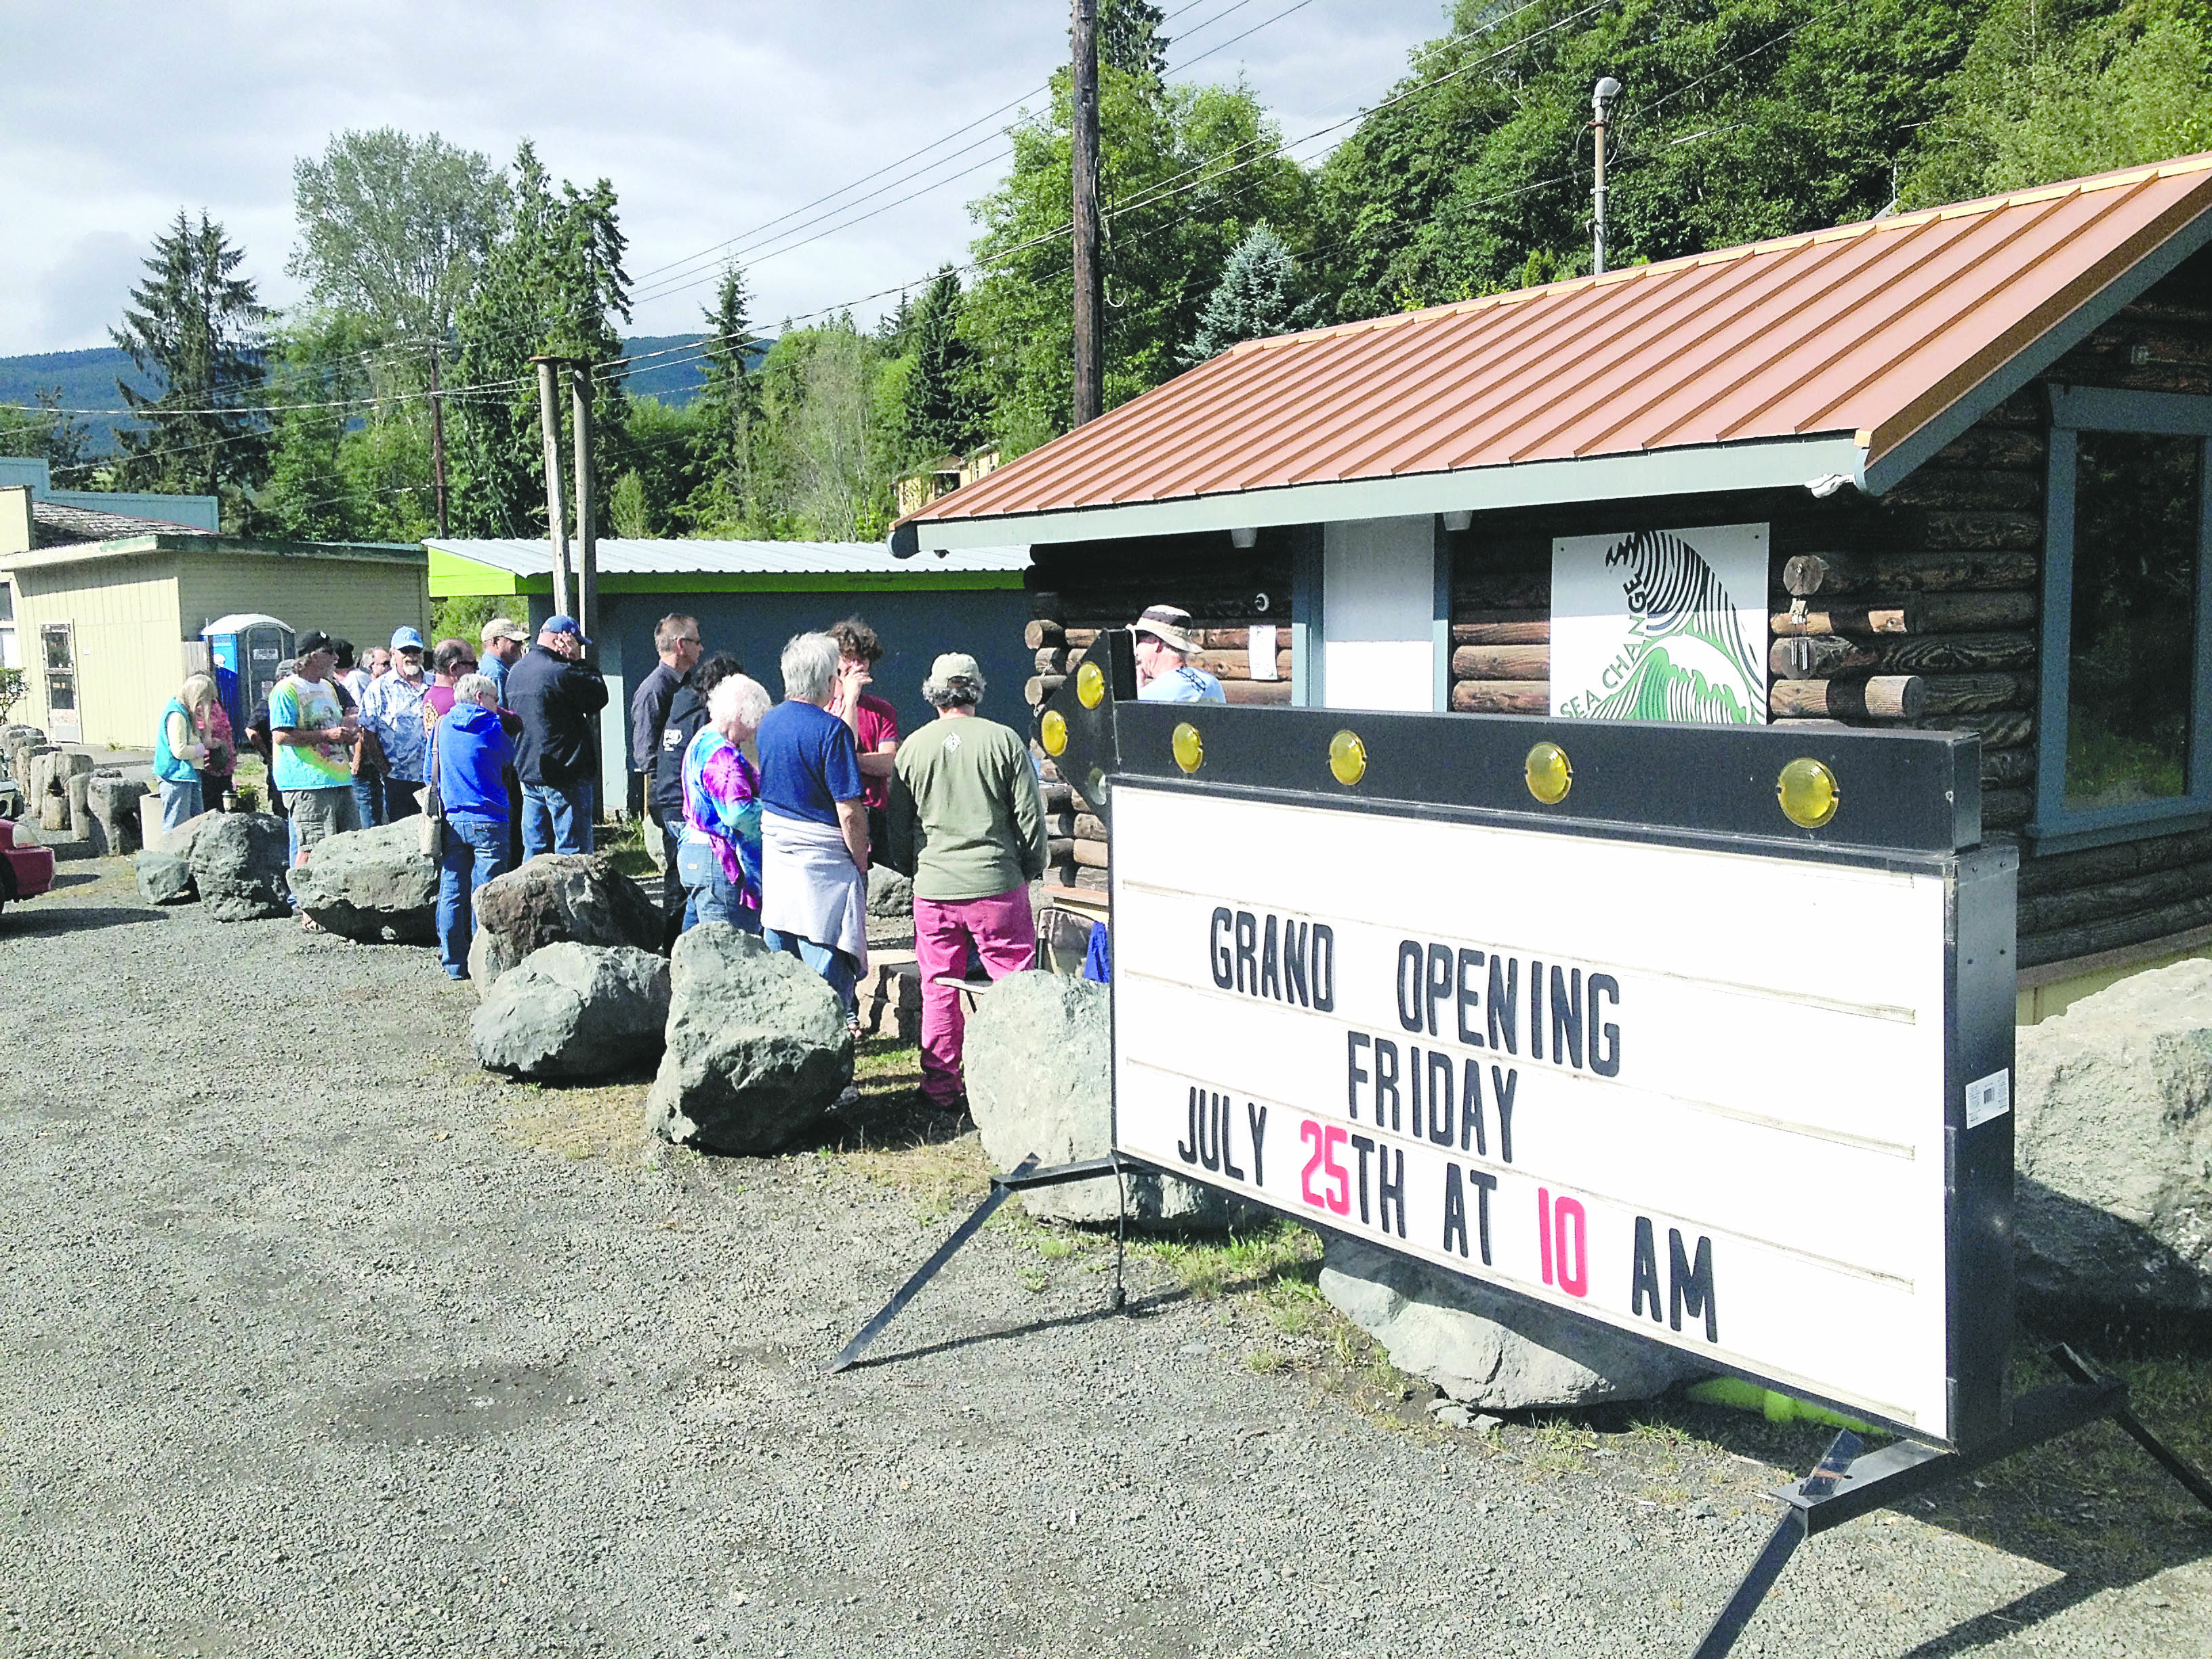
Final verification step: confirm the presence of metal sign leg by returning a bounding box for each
[1691,1433,1860,1659]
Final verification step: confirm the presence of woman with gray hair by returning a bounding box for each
[753,632,870,1023]
[432,671,516,980]
[677,672,773,933]
[888,652,1048,1109]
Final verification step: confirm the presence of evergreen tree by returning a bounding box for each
[108,210,272,520]
[1102,0,1169,80]
[451,143,633,537]
[1183,223,1300,366]
[687,260,763,527]
[901,267,984,462]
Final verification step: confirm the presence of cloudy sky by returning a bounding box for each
[0,0,1455,359]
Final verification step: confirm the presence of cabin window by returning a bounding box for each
[2036,387,2212,851]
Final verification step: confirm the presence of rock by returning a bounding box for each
[1318,1235,1704,1409]
[865,863,912,919]
[134,851,196,905]
[85,775,147,857]
[186,812,291,922]
[38,793,67,832]
[644,924,851,1154]
[466,853,664,997]
[471,943,671,1080]
[963,970,1248,1230]
[158,810,224,858]
[289,819,438,943]
[2014,958,2212,1338]
[64,771,90,836]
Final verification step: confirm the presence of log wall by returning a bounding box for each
[1011,251,2212,970]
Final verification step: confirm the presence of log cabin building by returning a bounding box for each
[891,155,2212,1023]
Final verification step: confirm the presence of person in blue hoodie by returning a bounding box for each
[433,672,517,980]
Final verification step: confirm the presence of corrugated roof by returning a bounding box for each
[902,154,2212,533]
[428,537,1029,577]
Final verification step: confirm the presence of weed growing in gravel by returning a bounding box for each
[1134,1218,1319,1298]
[1246,1348,1294,1374]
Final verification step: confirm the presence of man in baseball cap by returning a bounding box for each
[1131,603,1225,704]
[478,617,530,699]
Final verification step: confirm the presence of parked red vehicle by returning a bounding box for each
[1,817,56,915]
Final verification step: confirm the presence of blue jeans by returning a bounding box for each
[683,861,762,935]
[437,817,511,977]
[353,772,386,829]
[158,777,202,835]
[764,926,857,1014]
[522,779,594,858]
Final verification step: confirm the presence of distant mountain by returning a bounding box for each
[0,335,754,457]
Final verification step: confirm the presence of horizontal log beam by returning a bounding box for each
[1023,619,1063,650]
[1770,636,1877,679]
[1452,644,1550,680]
[1204,651,1295,682]
[1223,678,1292,706]
[1450,680,1549,714]
[1025,674,1065,705]
[1873,632,2036,674]
[1984,787,2032,829]
[1452,572,1549,609]
[2021,855,2212,936]
[1071,838,1110,870]
[1782,550,2039,597]
[1919,672,2034,715]
[1770,604,1911,638]
[1880,470,2042,512]
[1925,709,2034,749]
[1452,619,1550,645]
[2021,893,2212,970]
[1980,747,2036,787]
[1925,426,2046,470]
[1769,676,1925,720]
[2018,825,2212,897]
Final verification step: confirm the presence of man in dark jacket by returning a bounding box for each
[504,615,609,857]
[650,652,742,946]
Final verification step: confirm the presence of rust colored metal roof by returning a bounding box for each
[900,154,2212,541]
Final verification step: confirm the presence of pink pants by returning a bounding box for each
[914,886,1038,1105]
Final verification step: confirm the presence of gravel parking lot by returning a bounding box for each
[2,857,2208,1658]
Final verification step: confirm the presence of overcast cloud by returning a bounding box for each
[0,0,1453,361]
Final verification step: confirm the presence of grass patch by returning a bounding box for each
[1134,1218,1322,1298]
[495,1074,653,1162]
[596,817,659,884]
[834,1035,990,1218]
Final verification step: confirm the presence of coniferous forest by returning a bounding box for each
[7,0,2212,541]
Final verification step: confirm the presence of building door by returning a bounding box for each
[1319,516,1445,712]
[41,622,79,743]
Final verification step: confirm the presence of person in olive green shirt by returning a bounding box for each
[887,653,1048,1108]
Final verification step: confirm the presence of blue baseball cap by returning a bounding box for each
[543,615,591,644]
[390,626,425,652]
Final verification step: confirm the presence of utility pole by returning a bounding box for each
[428,344,449,537]
[1071,0,1103,426]
[569,364,598,647]
[531,355,572,617]
[1591,77,1622,276]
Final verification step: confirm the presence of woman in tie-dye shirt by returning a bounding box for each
[678,673,773,932]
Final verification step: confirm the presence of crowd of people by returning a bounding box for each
[150,598,1225,1104]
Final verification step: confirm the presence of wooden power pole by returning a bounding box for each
[569,364,598,647]
[428,345,449,537]
[531,356,572,617]
[1071,0,1103,426]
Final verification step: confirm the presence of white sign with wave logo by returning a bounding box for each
[1551,523,1768,724]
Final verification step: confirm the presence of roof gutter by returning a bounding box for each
[892,432,1870,554]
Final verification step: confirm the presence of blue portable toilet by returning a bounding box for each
[201,613,295,738]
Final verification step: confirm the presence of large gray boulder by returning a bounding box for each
[471,943,671,1080]
[187,812,291,922]
[466,853,664,997]
[2015,958,2212,1337]
[157,810,224,858]
[644,924,851,1154]
[85,773,148,857]
[289,819,438,943]
[1319,1235,1704,1410]
[866,862,912,918]
[964,970,1248,1230]
[134,851,195,905]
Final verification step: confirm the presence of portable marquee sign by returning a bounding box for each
[833,634,2211,1659]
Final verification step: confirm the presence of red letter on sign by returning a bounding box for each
[1553,1196,1589,1298]
[1538,1187,1555,1285]
[1322,1124,1351,1215]
[1299,1120,1325,1209]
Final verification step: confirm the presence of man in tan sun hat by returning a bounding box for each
[1130,602,1225,704]
[478,616,531,702]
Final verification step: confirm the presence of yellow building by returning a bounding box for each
[0,485,428,749]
